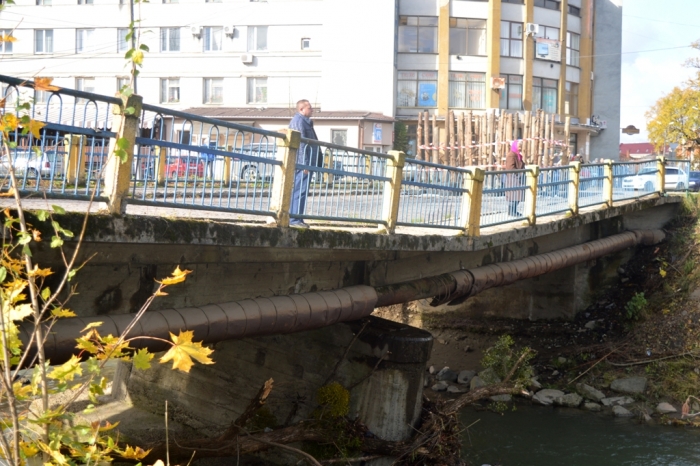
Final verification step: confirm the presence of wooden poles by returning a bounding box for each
[412,110,569,169]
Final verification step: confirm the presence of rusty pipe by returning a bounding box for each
[20,230,664,365]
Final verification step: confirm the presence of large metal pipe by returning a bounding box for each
[21,230,664,364]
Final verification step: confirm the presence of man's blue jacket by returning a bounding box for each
[289,112,322,167]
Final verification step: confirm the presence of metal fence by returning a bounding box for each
[130,104,282,217]
[397,158,469,230]
[294,140,391,224]
[0,76,117,199]
[536,166,571,217]
[480,168,529,227]
[0,74,693,235]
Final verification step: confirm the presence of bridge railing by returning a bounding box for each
[0,75,690,235]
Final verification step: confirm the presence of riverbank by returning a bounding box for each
[376,194,700,425]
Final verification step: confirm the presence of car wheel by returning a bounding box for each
[241,166,258,182]
[677,182,686,190]
[644,181,654,191]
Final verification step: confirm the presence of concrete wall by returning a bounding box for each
[589,0,622,160]
[125,317,431,442]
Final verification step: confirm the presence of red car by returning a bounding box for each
[166,157,205,178]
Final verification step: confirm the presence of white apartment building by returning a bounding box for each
[0,0,621,158]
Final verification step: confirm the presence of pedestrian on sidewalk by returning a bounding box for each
[506,139,525,217]
[289,99,321,228]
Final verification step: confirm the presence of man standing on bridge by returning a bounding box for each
[289,99,321,228]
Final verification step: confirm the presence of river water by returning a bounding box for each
[460,404,700,466]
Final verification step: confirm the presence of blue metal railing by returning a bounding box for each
[536,166,571,218]
[615,161,657,202]
[480,168,529,227]
[295,139,391,224]
[397,158,470,230]
[666,159,691,191]
[579,163,606,208]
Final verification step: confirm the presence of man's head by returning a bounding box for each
[296,99,313,117]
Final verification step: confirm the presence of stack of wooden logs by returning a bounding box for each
[415,110,571,169]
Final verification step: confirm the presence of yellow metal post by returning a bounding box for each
[524,164,540,225]
[462,167,485,236]
[603,159,614,208]
[380,150,406,234]
[269,129,300,228]
[65,135,83,185]
[568,161,581,215]
[156,146,166,185]
[656,156,666,194]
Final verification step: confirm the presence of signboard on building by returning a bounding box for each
[418,82,437,107]
[372,123,383,144]
[535,38,562,62]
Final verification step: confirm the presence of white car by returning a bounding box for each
[621,166,687,191]
[0,150,54,180]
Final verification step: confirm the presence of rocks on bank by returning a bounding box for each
[426,368,680,421]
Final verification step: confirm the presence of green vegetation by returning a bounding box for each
[625,292,648,321]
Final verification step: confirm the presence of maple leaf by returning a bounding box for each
[131,50,144,65]
[51,308,76,318]
[132,348,154,370]
[27,119,46,139]
[0,34,17,44]
[1,113,18,131]
[159,330,214,373]
[157,266,192,286]
[47,355,83,382]
[34,77,59,92]
[120,445,151,460]
[19,441,39,458]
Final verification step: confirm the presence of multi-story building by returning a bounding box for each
[0,0,621,159]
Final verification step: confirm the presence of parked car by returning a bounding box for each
[689,171,700,192]
[233,143,277,182]
[166,156,205,178]
[0,150,53,179]
[621,166,687,191]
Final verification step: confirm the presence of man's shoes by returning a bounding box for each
[290,221,310,229]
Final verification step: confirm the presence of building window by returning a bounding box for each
[118,28,129,53]
[500,21,523,58]
[534,0,560,10]
[34,90,49,104]
[0,30,13,54]
[301,38,310,50]
[398,16,438,53]
[247,26,267,51]
[498,75,523,110]
[449,18,486,56]
[568,5,581,16]
[331,129,347,147]
[567,32,580,67]
[533,77,558,114]
[502,0,524,3]
[535,26,560,40]
[76,29,95,53]
[448,72,485,109]
[565,81,578,116]
[36,0,51,5]
[247,77,267,104]
[117,77,130,92]
[75,77,95,104]
[78,0,93,4]
[569,133,578,157]
[203,78,223,104]
[160,28,181,52]
[397,71,437,107]
[160,78,180,103]
[34,29,53,54]
[203,27,222,52]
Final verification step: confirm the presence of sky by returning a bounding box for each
[620,0,700,143]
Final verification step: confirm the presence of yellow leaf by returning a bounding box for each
[157,266,192,286]
[0,34,17,43]
[155,290,168,296]
[81,321,103,332]
[159,330,214,373]
[132,50,144,65]
[9,303,33,322]
[47,355,82,382]
[20,441,39,458]
[0,188,15,198]
[121,445,151,460]
[659,268,667,278]
[0,97,5,109]
[2,113,18,131]
[133,348,154,370]
[51,308,76,318]
[31,229,42,242]
[662,309,671,315]
[27,119,46,139]
[28,265,53,277]
[34,77,59,92]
